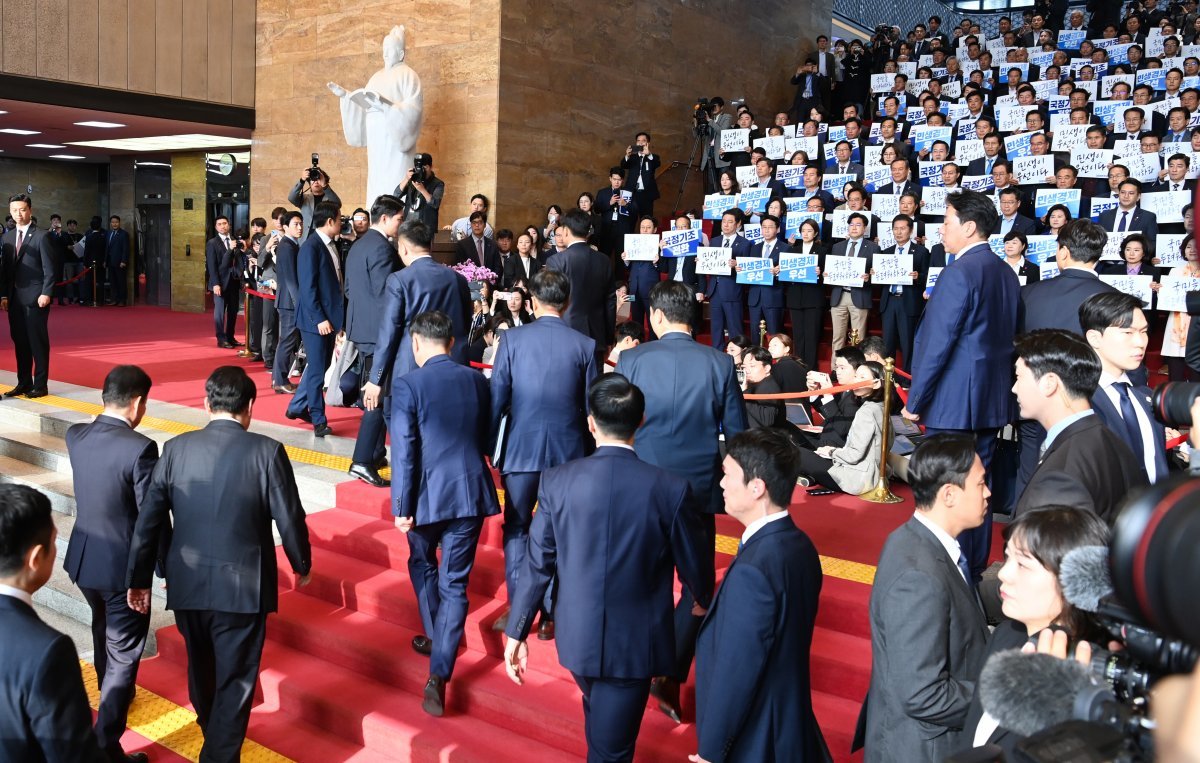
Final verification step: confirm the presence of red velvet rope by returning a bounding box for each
[54,267,91,287]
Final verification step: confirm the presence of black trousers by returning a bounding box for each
[246,294,263,354]
[175,609,267,763]
[351,352,389,465]
[789,306,823,372]
[8,301,50,389]
[880,302,916,372]
[80,587,150,757]
[261,297,278,366]
[572,674,652,763]
[797,447,841,491]
[109,263,128,304]
[671,511,715,682]
[212,284,239,344]
[272,307,299,387]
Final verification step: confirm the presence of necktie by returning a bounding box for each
[15,229,23,254]
[986,157,994,174]
[956,550,972,586]
[892,246,904,294]
[1118,211,1129,233]
[327,241,342,284]
[947,253,956,265]
[1114,382,1148,475]
[476,237,484,266]
[1175,184,1181,191]
[724,237,732,248]
[848,240,858,259]
[803,75,813,99]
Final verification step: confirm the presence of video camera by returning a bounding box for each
[306,153,323,183]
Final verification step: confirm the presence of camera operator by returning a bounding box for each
[288,160,342,234]
[621,131,660,218]
[699,97,732,188]
[394,152,444,232]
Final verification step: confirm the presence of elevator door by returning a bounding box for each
[137,205,172,306]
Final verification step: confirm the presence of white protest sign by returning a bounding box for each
[823,255,867,287]
[695,247,732,276]
[923,187,949,216]
[871,73,894,93]
[864,145,884,168]
[735,165,757,189]
[1157,234,1189,268]
[873,254,915,285]
[1111,138,1141,158]
[1071,148,1115,179]
[1099,275,1155,307]
[721,129,750,153]
[785,136,819,158]
[996,105,1037,133]
[1102,233,1128,261]
[831,210,873,239]
[1157,274,1200,312]
[1051,125,1089,154]
[753,136,786,160]
[1013,155,1055,185]
[1141,191,1190,224]
[1102,74,1135,98]
[955,139,985,164]
[623,234,659,261]
[871,194,902,222]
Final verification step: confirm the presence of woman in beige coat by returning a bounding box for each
[797,360,890,493]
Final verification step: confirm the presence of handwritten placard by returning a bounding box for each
[1013,155,1055,185]
[695,246,732,276]
[785,136,819,158]
[1035,189,1082,218]
[997,105,1037,133]
[624,234,659,261]
[871,194,902,222]
[1141,191,1190,224]
[955,139,985,164]
[823,254,867,287]
[871,72,894,93]
[1099,274,1155,307]
[720,128,750,153]
[1157,234,1189,268]
[753,136,786,160]
[1157,274,1200,312]
[736,257,774,285]
[1072,148,1115,179]
[924,187,949,216]
[1102,73,1135,98]
[873,254,914,285]
[1102,233,1129,261]
[1051,125,1090,154]
[735,165,758,189]
[661,228,699,258]
[778,253,819,283]
[1111,138,1141,158]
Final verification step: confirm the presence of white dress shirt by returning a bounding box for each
[740,510,792,546]
[1098,370,1157,481]
[912,510,968,583]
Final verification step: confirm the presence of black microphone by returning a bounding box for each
[977,650,1097,737]
[1058,545,1112,613]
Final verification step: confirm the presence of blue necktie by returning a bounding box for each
[1118,211,1129,233]
[946,253,956,265]
[1114,382,1148,475]
[956,552,972,587]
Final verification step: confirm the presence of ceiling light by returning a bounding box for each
[49,154,86,160]
[26,143,66,149]
[0,128,40,136]
[74,121,125,128]
[136,161,172,168]
[67,133,251,152]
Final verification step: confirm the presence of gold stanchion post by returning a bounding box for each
[237,289,254,358]
[859,356,903,504]
[759,320,768,347]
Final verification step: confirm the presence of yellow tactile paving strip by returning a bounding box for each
[80,661,294,762]
[27,394,878,584]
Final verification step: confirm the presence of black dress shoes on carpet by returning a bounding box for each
[218,342,236,349]
[650,677,683,724]
[537,617,555,641]
[411,635,432,655]
[349,462,389,487]
[422,675,445,717]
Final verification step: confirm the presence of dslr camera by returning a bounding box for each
[306,152,323,182]
[412,153,431,183]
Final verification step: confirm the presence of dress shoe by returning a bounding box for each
[349,462,389,487]
[230,340,245,347]
[313,423,333,438]
[422,675,446,717]
[411,635,432,655]
[218,342,235,349]
[491,608,509,632]
[2,385,31,399]
[537,617,555,641]
[376,455,389,469]
[249,353,263,362]
[25,389,48,399]
[285,408,312,424]
[650,677,683,724]
[273,383,297,394]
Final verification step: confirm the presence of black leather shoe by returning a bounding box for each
[537,617,555,641]
[285,408,312,424]
[218,342,236,349]
[349,462,389,487]
[313,423,332,438]
[375,455,388,469]
[25,388,48,399]
[2,385,31,399]
[273,383,297,394]
[248,354,263,362]
[229,340,245,347]
[650,677,683,723]
[411,635,432,655]
[422,675,445,717]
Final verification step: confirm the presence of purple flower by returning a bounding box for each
[451,262,498,283]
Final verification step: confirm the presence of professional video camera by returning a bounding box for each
[305,153,323,183]
[964,475,1200,763]
[693,97,711,135]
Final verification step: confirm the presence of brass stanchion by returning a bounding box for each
[237,289,254,358]
[848,327,861,346]
[759,319,768,347]
[859,357,903,504]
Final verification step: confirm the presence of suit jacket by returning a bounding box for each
[695,518,831,763]
[502,253,543,288]
[621,151,662,201]
[994,214,1038,236]
[344,229,399,350]
[545,241,617,348]
[746,239,786,309]
[1096,207,1159,240]
[490,315,597,473]
[64,415,159,591]
[273,236,301,311]
[370,256,473,383]
[294,233,345,334]
[658,252,701,291]
[828,401,887,494]
[877,180,922,200]
[827,161,866,183]
[104,228,130,268]
[0,596,107,762]
[287,180,342,234]
[704,234,751,302]
[878,241,930,316]
[0,226,57,305]
[505,446,711,679]
[861,518,989,763]
[616,332,747,513]
[1091,380,1169,485]
[966,155,1004,177]
[705,112,735,169]
[82,229,105,268]
[816,391,860,448]
[907,241,1020,430]
[390,354,500,523]
[126,420,312,614]
[1018,268,1116,334]
[1014,413,1147,524]
[454,235,503,275]
[829,238,880,309]
[205,235,239,291]
[959,620,1030,759]
[785,241,828,309]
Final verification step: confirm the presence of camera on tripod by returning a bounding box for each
[306,153,323,183]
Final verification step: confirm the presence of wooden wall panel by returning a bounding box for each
[229,0,254,107]
[154,0,181,96]
[3,0,38,77]
[36,0,70,81]
[127,0,154,92]
[180,0,207,100]
[96,0,127,89]
[67,0,99,84]
[206,0,232,103]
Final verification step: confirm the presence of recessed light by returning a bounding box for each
[26,143,66,149]
[68,133,251,152]
[74,121,126,128]
[0,128,40,136]
[49,154,86,160]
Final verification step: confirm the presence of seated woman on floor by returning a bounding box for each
[797,360,890,494]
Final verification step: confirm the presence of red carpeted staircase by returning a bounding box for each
[133,477,881,762]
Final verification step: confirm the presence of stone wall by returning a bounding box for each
[0,157,103,225]
[170,154,208,313]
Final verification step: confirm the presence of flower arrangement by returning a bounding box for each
[451,262,498,284]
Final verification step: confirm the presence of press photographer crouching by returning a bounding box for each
[394,152,444,231]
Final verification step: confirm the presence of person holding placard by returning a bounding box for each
[1039,204,1074,236]
[995,188,1039,236]
[1151,152,1196,192]
[828,213,879,352]
[718,110,755,169]
[877,215,929,372]
[596,167,640,260]
[785,219,829,372]
[620,216,664,335]
[877,157,922,200]
[828,140,865,182]
[703,210,751,347]
[1162,237,1200,381]
[744,215,786,345]
[1097,178,1159,237]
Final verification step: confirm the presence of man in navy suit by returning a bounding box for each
[994,188,1038,236]
[616,280,746,723]
[800,165,836,214]
[903,189,1020,580]
[829,213,879,351]
[503,374,711,761]
[693,429,831,763]
[64,365,157,763]
[703,209,750,347]
[0,484,108,762]
[206,215,243,349]
[391,310,499,717]
[1096,179,1159,238]
[876,158,922,201]
[622,216,664,334]
[1082,293,1170,484]
[622,131,662,218]
[490,269,597,638]
[344,196,403,487]
[105,215,131,306]
[285,201,344,437]
[453,211,502,275]
[1,193,57,398]
[546,208,617,363]
[270,212,304,393]
[877,215,928,372]
[745,214,786,344]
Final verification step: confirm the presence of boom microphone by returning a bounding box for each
[1058,545,1112,613]
[977,650,1096,737]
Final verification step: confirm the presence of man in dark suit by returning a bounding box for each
[206,215,242,349]
[616,280,746,723]
[390,311,499,716]
[790,58,827,123]
[692,429,831,762]
[344,196,403,487]
[995,188,1038,236]
[503,374,711,761]
[127,366,312,763]
[1,194,56,398]
[622,131,661,218]
[745,215,786,344]
[858,435,989,762]
[105,215,131,306]
[1082,292,1170,484]
[1096,179,1159,239]
[876,158,922,200]
[595,168,640,259]
[490,270,596,638]
[1011,330,1147,524]
[0,484,108,762]
[285,201,345,438]
[829,213,879,351]
[64,365,158,763]
[270,211,304,393]
[545,208,617,364]
[966,133,1005,178]
[877,215,928,372]
[453,211,502,274]
[704,209,751,347]
[904,190,1020,580]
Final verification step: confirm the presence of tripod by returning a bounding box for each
[673,123,718,214]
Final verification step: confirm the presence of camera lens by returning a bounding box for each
[1151,382,1200,428]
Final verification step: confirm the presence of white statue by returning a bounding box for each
[328,25,424,208]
